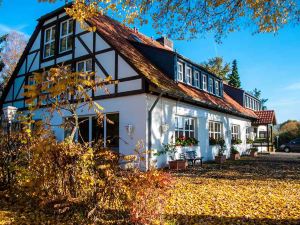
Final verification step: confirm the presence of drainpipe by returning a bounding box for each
[147,92,164,171]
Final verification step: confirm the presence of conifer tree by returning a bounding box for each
[228,60,241,88]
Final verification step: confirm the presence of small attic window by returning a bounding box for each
[130,34,142,43]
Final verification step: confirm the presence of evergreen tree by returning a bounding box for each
[228,59,241,88]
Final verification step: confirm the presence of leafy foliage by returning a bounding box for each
[201,57,230,80]
[230,146,239,154]
[250,88,268,110]
[228,59,241,88]
[175,136,198,147]
[0,124,173,224]
[231,138,243,145]
[277,120,300,146]
[39,0,300,42]
[0,32,27,96]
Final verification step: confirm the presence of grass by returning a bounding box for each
[1,153,300,224]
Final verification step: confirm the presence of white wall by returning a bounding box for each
[147,94,252,168]
[31,94,148,156]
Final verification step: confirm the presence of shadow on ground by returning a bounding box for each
[166,214,300,225]
[173,154,300,181]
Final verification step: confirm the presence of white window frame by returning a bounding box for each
[175,115,197,139]
[231,124,241,140]
[77,59,93,72]
[59,19,73,53]
[215,80,220,96]
[208,78,214,93]
[186,66,192,85]
[202,74,207,91]
[43,25,56,59]
[194,71,200,87]
[177,62,183,82]
[209,121,223,140]
[246,127,251,139]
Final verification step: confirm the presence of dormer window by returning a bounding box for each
[202,74,207,91]
[177,62,183,82]
[186,67,192,84]
[215,80,220,96]
[208,78,213,93]
[194,71,200,87]
[59,19,73,53]
[43,26,56,58]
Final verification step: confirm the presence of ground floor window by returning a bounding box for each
[246,127,251,139]
[209,121,223,139]
[259,131,267,139]
[231,124,241,140]
[175,116,196,139]
[64,113,119,151]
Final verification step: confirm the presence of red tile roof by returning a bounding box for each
[89,15,258,120]
[253,110,277,125]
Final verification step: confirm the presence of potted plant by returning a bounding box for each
[250,147,258,157]
[215,139,226,164]
[155,141,188,170]
[175,136,198,147]
[231,138,242,145]
[230,146,240,160]
[246,138,254,144]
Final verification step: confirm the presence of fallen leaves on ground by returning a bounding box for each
[1,154,300,224]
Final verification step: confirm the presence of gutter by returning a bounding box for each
[146,92,164,171]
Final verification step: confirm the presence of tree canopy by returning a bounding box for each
[201,57,230,80]
[228,59,241,88]
[39,0,300,42]
[0,32,27,96]
[250,88,268,110]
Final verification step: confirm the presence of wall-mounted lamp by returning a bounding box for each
[160,123,169,134]
[125,124,135,138]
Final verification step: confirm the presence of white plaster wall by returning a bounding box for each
[147,94,252,168]
[30,31,41,52]
[30,94,148,156]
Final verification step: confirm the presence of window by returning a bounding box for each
[44,26,56,58]
[175,116,196,139]
[64,113,120,151]
[186,67,192,84]
[259,131,267,138]
[246,127,251,139]
[209,121,223,140]
[59,19,73,53]
[231,124,240,140]
[194,71,200,87]
[208,78,213,93]
[215,81,220,96]
[202,74,207,90]
[77,59,93,72]
[177,62,183,82]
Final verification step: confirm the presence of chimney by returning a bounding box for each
[156,36,173,50]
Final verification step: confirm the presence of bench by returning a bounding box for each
[180,151,203,167]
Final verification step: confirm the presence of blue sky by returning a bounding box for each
[0,0,299,123]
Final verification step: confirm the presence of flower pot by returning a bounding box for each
[215,155,226,164]
[250,151,258,157]
[169,160,188,170]
[230,153,240,160]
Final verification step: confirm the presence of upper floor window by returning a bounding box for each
[194,71,200,87]
[44,26,56,58]
[208,78,213,93]
[175,116,196,139]
[209,121,223,140]
[59,19,73,53]
[215,81,220,96]
[186,66,192,84]
[77,59,93,72]
[177,62,183,82]
[202,74,207,91]
[231,124,240,140]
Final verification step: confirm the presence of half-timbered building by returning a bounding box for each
[0,5,276,168]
